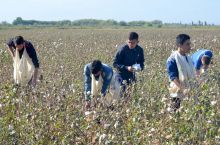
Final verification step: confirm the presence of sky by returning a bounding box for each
[0,0,220,25]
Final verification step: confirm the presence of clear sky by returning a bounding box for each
[1,0,220,25]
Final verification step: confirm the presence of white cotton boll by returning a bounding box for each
[207,120,212,124]
[8,124,16,135]
[183,89,190,95]
[145,121,149,126]
[69,84,74,89]
[12,88,17,93]
[212,38,217,43]
[9,130,16,135]
[85,111,92,116]
[148,133,153,137]
[167,107,172,112]
[138,97,143,102]
[160,109,165,114]
[99,134,107,144]
[170,92,178,98]
[133,117,137,122]
[201,68,205,74]
[161,97,167,102]
[115,112,120,118]
[9,124,14,130]
[114,121,119,129]
[72,89,76,93]
[150,128,155,132]
[211,101,217,106]
[104,124,110,129]
[69,84,75,93]
[111,134,115,140]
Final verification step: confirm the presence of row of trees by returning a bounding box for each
[0,17,216,27]
[3,17,163,27]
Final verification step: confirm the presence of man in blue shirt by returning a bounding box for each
[7,36,39,86]
[166,34,195,111]
[84,60,113,109]
[191,49,213,76]
[113,32,145,85]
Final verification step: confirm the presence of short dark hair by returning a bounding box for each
[202,56,211,65]
[129,32,139,40]
[176,34,190,45]
[91,60,102,74]
[13,36,24,46]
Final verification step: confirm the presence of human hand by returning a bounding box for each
[127,66,134,72]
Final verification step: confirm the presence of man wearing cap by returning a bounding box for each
[7,36,39,86]
[191,49,213,77]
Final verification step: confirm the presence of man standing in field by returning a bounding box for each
[84,60,113,109]
[7,36,39,87]
[166,34,196,111]
[191,49,213,77]
[113,32,145,88]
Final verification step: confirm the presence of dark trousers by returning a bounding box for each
[171,97,181,111]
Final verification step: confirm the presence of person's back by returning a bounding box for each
[6,36,39,86]
[7,38,39,64]
[191,49,212,70]
[191,49,213,76]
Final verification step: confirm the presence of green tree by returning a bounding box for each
[12,17,23,25]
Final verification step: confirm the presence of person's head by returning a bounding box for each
[201,56,212,70]
[127,32,139,49]
[13,36,24,51]
[176,34,191,55]
[91,60,102,76]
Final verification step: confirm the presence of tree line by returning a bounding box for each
[0,17,216,27]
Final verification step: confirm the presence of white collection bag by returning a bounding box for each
[91,73,121,106]
[109,73,121,101]
[91,74,103,98]
[169,51,195,98]
[13,48,35,85]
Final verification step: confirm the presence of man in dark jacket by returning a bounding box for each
[7,36,39,86]
[113,32,145,85]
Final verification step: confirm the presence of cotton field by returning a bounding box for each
[0,28,219,144]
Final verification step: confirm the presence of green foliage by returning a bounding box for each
[10,17,164,28]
